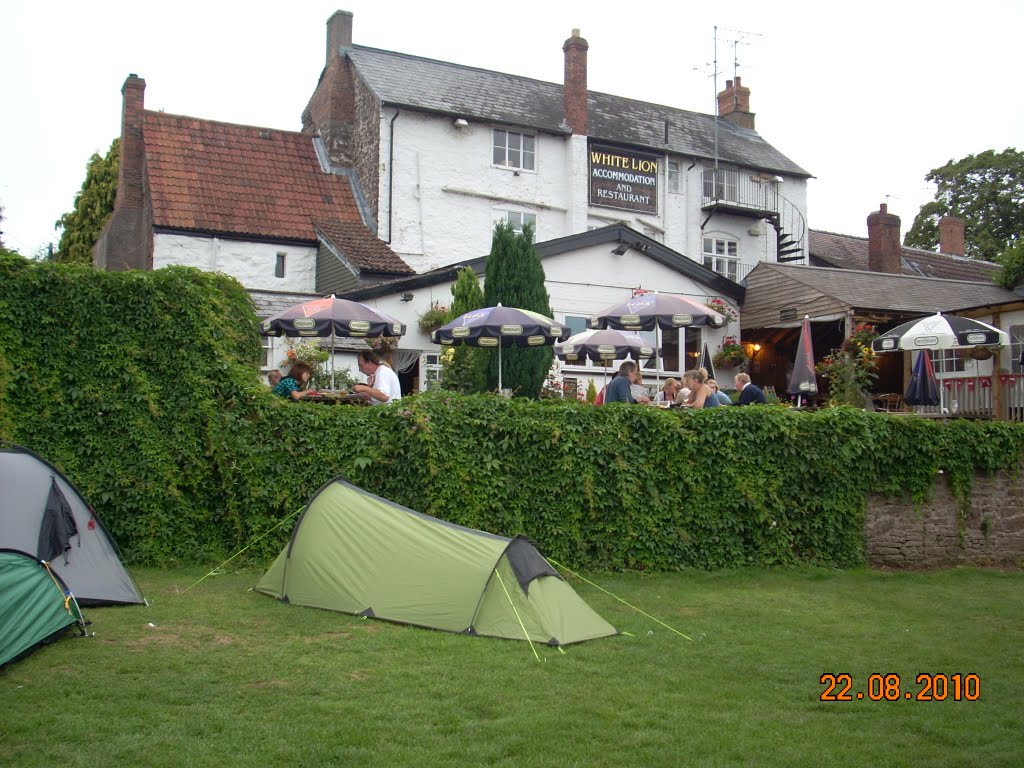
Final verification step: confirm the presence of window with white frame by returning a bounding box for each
[492,129,535,171]
[668,161,680,193]
[933,348,966,375]
[703,167,738,202]
[702,237,739,281]
[1010,325,1024,374]
[422,353,443,390]
[504,211,537,237]
[261,336,273,370]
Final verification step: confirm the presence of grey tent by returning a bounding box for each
[0,549,88,667]
[256,478,617,646]
[0,443,144,606]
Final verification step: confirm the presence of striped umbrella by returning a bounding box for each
[871,312,1007,352]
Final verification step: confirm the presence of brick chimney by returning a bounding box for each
[326,9,353,64]
[717,76,755,130]
[867,203,902,274]
[302,11,356,167]
[93,74,152,271]
[938,216,966,256]
[563,28,588,135]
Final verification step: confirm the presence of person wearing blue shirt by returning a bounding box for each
[604,361,649,404]
[734,372,767,405]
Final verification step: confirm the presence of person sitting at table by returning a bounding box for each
[273,363,314,400]
[267,369,282,388]
[706,378,732,406]
[680,369,720,408]
[353,350,402,405]
[734,372,767,405]
[655,378,682,403]
[605,361,650,404]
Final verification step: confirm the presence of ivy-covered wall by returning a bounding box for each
[3,255,1024,569]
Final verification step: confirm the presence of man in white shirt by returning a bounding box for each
[353,350,402,405]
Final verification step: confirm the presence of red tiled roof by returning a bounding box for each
[143,111,362,240]
[314,218,414,275]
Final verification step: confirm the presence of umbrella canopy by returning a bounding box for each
[431,305,568,391]
[260,295,406,389]
[553,329,657,363]
[589,293,726,332]
[871,312,1008,352]
[903,350,940,407]
[260,295,406,339]
[787,315,819,400]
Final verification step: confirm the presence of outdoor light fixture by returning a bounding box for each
[453,118,469,128]
[611,243,629,255]
[401,292,414,302]
[751,343,762,357]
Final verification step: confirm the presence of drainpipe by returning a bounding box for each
[386,109,400,244]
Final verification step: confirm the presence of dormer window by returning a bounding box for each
[493,129,535,171]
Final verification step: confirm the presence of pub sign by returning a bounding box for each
[589,144,659,214]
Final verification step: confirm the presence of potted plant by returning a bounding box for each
[418,301,450,333]
[705,297,738,324]
[712,336,749,369]
[968,345,1001,360]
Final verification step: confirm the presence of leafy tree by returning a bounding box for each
[483,222,553,398]
[441,267,488,393]
[54,138,120,265]
[995,240,1024,289]
[904,148,1023,262]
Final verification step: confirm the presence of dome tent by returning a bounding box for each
[255,478,617,646]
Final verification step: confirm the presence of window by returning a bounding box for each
[668,161,680,194]
[703,168,738,202]
[422,353,443,391]
[261,336,273,370]
[933,349,965,375]
[1011,325,1024,374]
[564,315,588,336]
[505,211,537,236]
[275,252,286,278]
[702,237,739,281]
[493,129,535,170]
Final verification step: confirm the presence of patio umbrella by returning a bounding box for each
[260,295,407,388]
[431,304,569,392]
[554,328,658,388]
[903,350,940,407]
[590,292,726,380]
[871,312,1008,352]
[787,315,818,406]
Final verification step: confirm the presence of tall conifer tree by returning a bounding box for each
[483,222,553,398]
[442,267,488,393]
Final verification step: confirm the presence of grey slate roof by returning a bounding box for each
[752,263,1019,314]
[809,230,1000,282]
[348,46,810,178]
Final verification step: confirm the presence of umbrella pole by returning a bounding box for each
[498,345,503,393]
[330,330,336,390]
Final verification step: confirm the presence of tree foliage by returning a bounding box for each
[54,138,120,265]
[441,267,488,393]
[482,222,553,398]
[904,148,1024,262]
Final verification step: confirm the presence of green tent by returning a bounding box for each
[255,479,617,646]
[1,549,87,667]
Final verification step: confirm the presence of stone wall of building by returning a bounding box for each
[865,469,1024,567]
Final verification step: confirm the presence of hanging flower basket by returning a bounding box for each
[712,336,749,369]
[969,345,1000,360]
[418,301,450,333]
[705,297,738,324]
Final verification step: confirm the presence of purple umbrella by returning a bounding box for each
[787,315,819,406]
[431,305,568,391]
[260,295,406,388]
[589,293,726,332]
[554,328,658,388]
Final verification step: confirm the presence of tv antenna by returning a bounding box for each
[697,26,762,170]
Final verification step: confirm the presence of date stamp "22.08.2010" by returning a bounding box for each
[820,673,981,702]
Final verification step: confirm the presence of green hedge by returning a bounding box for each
[3,255,1024,570]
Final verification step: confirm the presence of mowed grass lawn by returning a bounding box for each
[4,566,1022,767]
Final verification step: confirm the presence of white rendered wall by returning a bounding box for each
[153,233,317,293]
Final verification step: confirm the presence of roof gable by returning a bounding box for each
[314,218,413,276]
[348,46,808,178]
[143,112,363,241]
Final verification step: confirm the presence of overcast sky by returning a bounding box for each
[1,0,1021,257]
